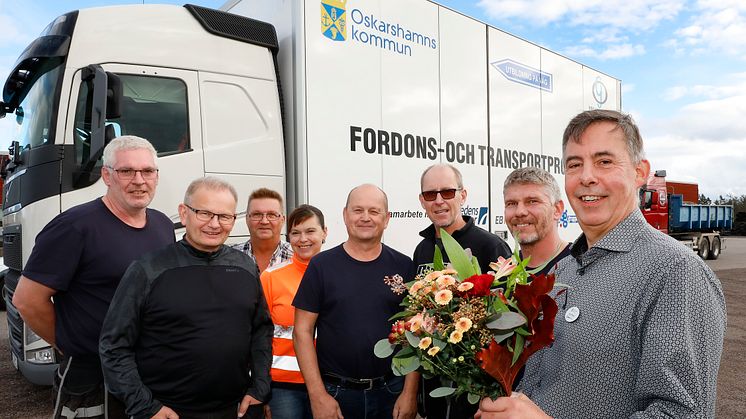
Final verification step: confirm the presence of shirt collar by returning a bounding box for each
[419,215,474,239]
[570,209,647,260]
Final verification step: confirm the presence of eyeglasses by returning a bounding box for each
[420,188,461,202]
[107,167,159,180]
[248,212,282,222]
[185,204,237,225]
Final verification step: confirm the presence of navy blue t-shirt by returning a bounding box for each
[22,198,174,356]
[293,244,414,378]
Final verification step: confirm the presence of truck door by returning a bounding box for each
[61,64,204,225]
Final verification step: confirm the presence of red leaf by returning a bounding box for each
[477,273,559,395]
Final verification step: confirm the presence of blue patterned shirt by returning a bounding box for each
[520,210,726,418]
[232,240,293,270]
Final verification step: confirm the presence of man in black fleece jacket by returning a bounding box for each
[100,177,272,419]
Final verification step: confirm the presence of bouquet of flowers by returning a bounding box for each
[374,229,562,404]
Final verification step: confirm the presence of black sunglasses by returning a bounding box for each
[420,188,461,202]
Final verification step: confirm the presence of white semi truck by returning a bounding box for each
[0,0,620,384]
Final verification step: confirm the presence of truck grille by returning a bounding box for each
[3,272,24,358]
[3,224,22,271]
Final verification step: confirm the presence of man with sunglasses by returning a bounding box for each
[100,177,272,419]
[13,136,175,418]
[413,163,511,419]
[234,188,293,273]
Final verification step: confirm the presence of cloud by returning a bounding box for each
[562,43,645,60]
[671,1,746,57]
[634,71,746,196]
[477,0,683,31]
[644,134,746,196]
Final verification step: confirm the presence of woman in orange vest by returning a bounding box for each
[261,204,327,419]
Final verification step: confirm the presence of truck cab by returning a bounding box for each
[0,5,284,384]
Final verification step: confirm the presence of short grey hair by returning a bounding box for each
[562,109,645,165]
[420,163,463,190]
[184,176,238,205]
[102,135,158,168]
[503,167,562,204]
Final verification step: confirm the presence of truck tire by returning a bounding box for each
[709,237,721,260]
[697,237,710,260]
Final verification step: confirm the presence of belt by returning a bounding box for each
[322,372,391,390]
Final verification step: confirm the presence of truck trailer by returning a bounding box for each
[0,0,620,384]
[642,170,733,260]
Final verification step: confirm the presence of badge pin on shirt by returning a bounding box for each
[565,306,580,323]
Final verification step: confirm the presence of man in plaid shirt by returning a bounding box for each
[234,188,293,273]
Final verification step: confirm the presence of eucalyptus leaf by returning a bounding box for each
[432,337,447,350]
[467,393,481,405]
[512,334,525,365]
[493,330,514,343]
[405,330,421,348]
[433,246,445,271]
[485,311,526,330]
[393,354,421,376]
[374,338,396,358]
[440,229,476,278]
[393,345,415,359]
[429,387,457,398]
[389,310,413,321]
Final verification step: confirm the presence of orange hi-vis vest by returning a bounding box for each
[260,254,308,384]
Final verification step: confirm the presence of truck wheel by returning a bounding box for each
[697,237,710,260]
[709,237,721,260]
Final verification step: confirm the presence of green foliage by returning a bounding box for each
[374,338,395,358]
[430,387,457,398]
[440,228,476,278]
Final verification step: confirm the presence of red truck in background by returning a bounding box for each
[641,170,733,259]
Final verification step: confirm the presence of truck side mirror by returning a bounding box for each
[642,190,654,209]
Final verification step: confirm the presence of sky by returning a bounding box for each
[1,0,744,199]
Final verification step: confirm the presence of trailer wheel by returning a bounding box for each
[709,237,721,260]
[697,237,710,260]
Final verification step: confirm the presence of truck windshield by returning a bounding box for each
[10,65,63,152]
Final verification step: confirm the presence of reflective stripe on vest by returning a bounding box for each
[271,324,304,383]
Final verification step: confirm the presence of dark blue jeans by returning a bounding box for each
[323,375,404,419]
[269,383,312,419]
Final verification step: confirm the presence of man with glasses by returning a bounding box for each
[413,163,511,419]
[234,188,293,273]
[13,136,175,419]
[100,176,272,419]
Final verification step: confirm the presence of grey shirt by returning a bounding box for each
[520,210,726,418]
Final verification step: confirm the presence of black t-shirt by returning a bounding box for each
[413,216,512,275]
[293,244,414,378]
[22,198,174,356]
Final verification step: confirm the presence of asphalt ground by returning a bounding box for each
[1,238,745,418]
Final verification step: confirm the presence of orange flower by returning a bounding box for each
[427,346,440,356]
[442,268,458,276]
[409,281,424,295]
[434,289,453,305]
[424,270,442,282]
[455,317,473,333]
[436,275,457,289]
[457,282,474,292]
[418,336,433,349]
[409,313,424,332]
[448,330,463,344]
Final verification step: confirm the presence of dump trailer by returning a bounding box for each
[642,170,732,259]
